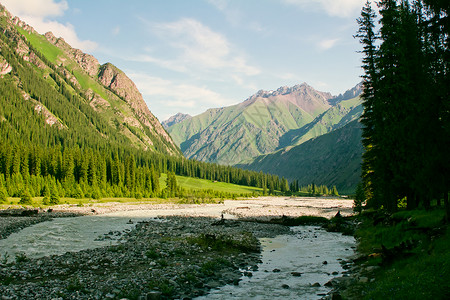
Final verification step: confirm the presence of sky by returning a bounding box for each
[2,0,366,121]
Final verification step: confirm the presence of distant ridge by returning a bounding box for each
[167,82,362,166]
[167,82,337,165]
[162,113,192,129]
[239,120,363,194]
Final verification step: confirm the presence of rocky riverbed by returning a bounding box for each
[0,197,355,299]
[0,216,289,299]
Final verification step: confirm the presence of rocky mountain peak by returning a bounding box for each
[241,82,333,117]
[44,31,100,76]
[162,113,192,129]
[246,82,332,101]
[11,16,36,34]
[0,4,180,155]
[328,82,362,105]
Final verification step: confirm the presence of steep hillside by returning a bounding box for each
[0,6,180,156]
[168,83,333,165]
[240,120,363,194]
[278,95,362,148]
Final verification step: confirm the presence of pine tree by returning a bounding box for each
[49,184,60,205]
[356,1,379,207]
[331,185,339,196]
[166,171,178,197]
[42,184,51,205]
[62,148,74,183]
[150,165,160,195]
[356,0,449,213]
[19,188,32,205]
[0,182,7,203]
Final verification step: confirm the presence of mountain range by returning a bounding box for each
[165,83,363,192]
[1,2,363,194]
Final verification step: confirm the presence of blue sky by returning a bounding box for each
[3,0,366,121]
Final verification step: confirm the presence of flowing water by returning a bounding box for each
[198,226,355,299]
[0,212,354,299]
[0,207,236,261]
[0,215,138,261]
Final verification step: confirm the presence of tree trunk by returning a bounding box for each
[444,191,450,224]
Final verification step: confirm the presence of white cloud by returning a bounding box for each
[318,38,340,50]
[145,18,260,76]
[2,0,68,18]
[128,72,234,109]
[283,0,364,18]
[2,0,97,52]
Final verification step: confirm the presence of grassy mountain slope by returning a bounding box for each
[240,120,363,194]
[168,83,333,165]
[278,95,362,148]
[0,5,290,202]
[0,7,180,156]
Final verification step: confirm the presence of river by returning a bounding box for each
[198,226,354,299]
[0,205,355,299]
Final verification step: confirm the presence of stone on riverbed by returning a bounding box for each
[0,216,289,299]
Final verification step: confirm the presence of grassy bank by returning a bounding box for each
[159,173,262,195]
[344,209,450,299]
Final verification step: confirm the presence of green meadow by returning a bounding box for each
[159,173,262,194]
[1,173,262,208]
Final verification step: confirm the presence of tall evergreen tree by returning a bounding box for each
[357,0,449,213]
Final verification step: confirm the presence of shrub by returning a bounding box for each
[15,253,28,263]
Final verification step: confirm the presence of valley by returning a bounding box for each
[0,1,448,299]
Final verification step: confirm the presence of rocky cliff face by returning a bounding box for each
[0,4,180,156]
[328,82,362,106]
[0,56,12,75]
[44,32,100,77]
[97,63,176,148]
